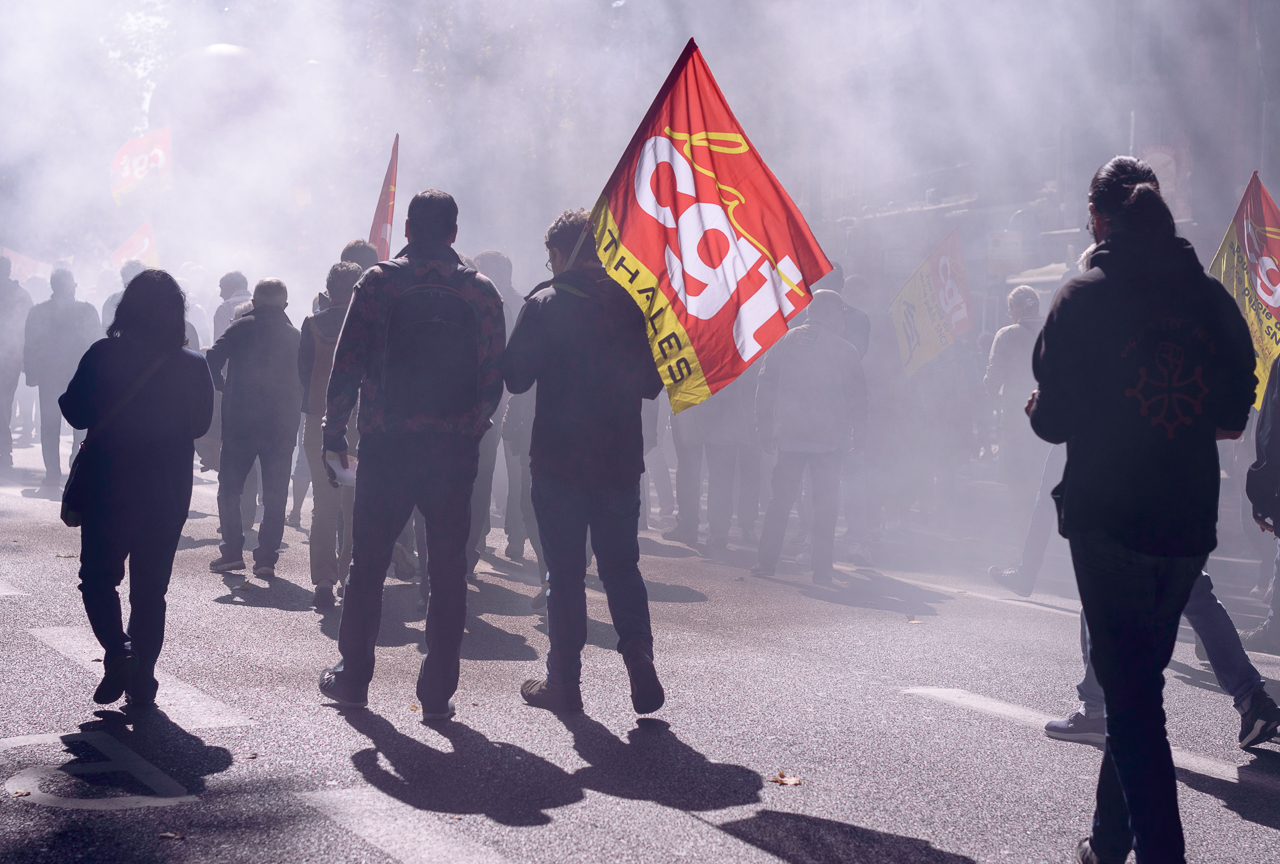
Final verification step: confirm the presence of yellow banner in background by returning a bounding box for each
[889,229,973,377]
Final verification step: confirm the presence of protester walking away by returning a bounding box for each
[1243,350,1280,656]
[286,414,309,527]
[1028,156,1256,864]
[984,285,1050,547]
[503,209,665,715]
[989,443,1066,597]
[24,268,101,487]
[0,256,33,470]
[341,239,381,273]
[318,190,505,719]
[212,271,253,342]
[205,279,302,578]
[59,270,214,707]
[298,261,362,607]
[465,250,522,575]
[753,289,867,585]
[102,259,147,327]
[1044,571,1280,749]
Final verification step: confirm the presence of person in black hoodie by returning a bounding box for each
[1029,157,1255,864]
[205,279,302,579]
[60,270,214,707]
[502,209,665,715]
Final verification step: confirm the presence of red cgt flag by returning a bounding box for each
[110,221,160,271]
[369,134,399,261]
[110,127,172,205]
[590,39,830,412]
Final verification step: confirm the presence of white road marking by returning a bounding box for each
[905,687,1280,792]
[0,580,27,596]
[1,731,195,810]
[28,626,253,729]
[298,788,513,864]
[886,574,1080,618]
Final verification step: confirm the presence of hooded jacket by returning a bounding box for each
[1029,233,1255,556]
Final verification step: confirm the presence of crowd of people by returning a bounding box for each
[4,158,1280,863]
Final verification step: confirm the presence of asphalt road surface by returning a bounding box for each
[2,433,1278,864]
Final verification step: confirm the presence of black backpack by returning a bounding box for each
[380,261,481,421]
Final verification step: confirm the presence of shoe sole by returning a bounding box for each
[210,562,246,572]
[1045,729,1105,746]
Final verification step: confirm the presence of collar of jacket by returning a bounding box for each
[394,242,461,265]
[1090,232,1201,283]
[525,264,608,300]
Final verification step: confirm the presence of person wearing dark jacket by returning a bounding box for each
[503,209,665,715]
[1028,157,1256,864]
[1244,356,1280,655]
[298,262,362,607]
[206,279,302,579]
[753,289,868,585]
[318,190,505,719]
[60,270,214,707]
[25,268,101,486]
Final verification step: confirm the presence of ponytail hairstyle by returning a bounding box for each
[1088,156,1176,241]
[108,269,188,350]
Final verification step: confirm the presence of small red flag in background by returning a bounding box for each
[369,134,399,261]
[590,39,831,412]
[0,247,52,285]
[110,127,172,205]
[110,221,160,270]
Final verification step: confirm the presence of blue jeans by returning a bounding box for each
[1070,531,1204,864]
[1077,571,1264,715]
[532,475,653,686]
[217,436,293,567]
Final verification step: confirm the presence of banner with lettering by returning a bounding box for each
[889,229,973,377]
[109,221,160,270]
[1207,171,1280,407]
[109,127,172,205]
[590,39,830,412]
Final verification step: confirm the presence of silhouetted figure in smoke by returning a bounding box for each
[101,258,147,327]
[752,289,867,585]
[984,284,1049,546]
[206,279,302,579]
[60,270,213,707]
[0,256,33,470]
[24,268,101,486]
[1028,156,1255,864]
[212,270,252,342]
[298,261,362,607]
[342,239,380,272]
[503,209,665,715]
[319,190,505,719]
[473,250,537,565]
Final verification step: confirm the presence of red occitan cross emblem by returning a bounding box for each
[1124,342,1209,439]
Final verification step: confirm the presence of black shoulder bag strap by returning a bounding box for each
[61,353,169,527]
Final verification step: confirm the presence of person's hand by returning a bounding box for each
[1024,390,1038,418]
[324,450,348,488]
[1256,515,1275,534]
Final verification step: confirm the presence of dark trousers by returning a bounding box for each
[757,450,842,574]
[0,362,19,466]
[78,509,185,702]
[466,422,502,571]
[670,424,704,533]
[40,384,83,482]
[705,443,760,540]
[532,475,652,686]
[334,431,479,699]
[1069,531,1203,864]
[217,437,293,566]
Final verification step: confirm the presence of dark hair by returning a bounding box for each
[341,239,380,270]
[120,258,147,287]
[544,209,600,263]
[406,190,458,245]
[1088,156,1176,240]
[108,269,187,349]
[51,268,75,292]
[253,278,288,307]
[473,250,512,288]
[219,270,248,294]
[326,261,363,303]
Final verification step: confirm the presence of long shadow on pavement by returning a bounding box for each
[82,706,234,796]
[1172,749,1280,832]
[719,809,979,864]
[341,710,583,826]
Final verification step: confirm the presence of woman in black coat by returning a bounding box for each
[60,270,214,707]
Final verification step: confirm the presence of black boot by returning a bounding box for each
[621,641,665,714]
